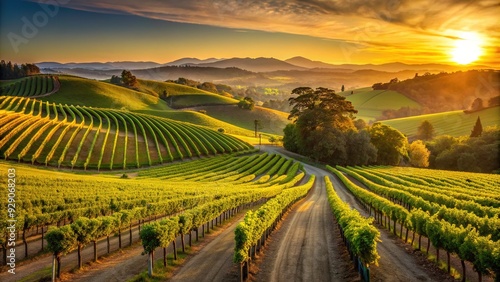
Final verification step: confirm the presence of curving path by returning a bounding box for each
[260,146,439,282]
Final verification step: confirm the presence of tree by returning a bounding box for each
[284,87,365,165]
[416,120,435,141]
[426,135,458,167]
[307,125,347,164]
[469,98,484,111]
[282,123,299,152]
[238,97,255,110]
[288,87,357,131]
[198,82,218,94]
[354,119,368,130]
[178,214,193,253]
[409,140,430,167]
[140,222,162,277]
[110,75,121,84]
[253,119,261,137]
[488,95,500,107]
[345,129,377,166]
[341,85,345,92]
[46,226,76,280]
[470,116,483,137]
[71,217,99,269]
[121,70,137,87]
[0,61,39,79]
[368,122,407,165]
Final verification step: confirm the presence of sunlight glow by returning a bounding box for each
[450,32,483,65]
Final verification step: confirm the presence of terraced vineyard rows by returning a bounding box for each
[0,75,58,97]
[0,96,252,169]
[328,165,500,281]
[0,152,306,279]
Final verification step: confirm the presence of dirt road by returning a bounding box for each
[257,166,356,282]
[169,215,242,282]
[260,146,439,282]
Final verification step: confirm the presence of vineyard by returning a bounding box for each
[0,152,306,277]
[328,165,500,281]
[0,75,499,282]
[0,75,58,97]
[0,95,252,169]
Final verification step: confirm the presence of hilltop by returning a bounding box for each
[339,87,421,122]
[40,75,170,111]
[374,70,499,113]
[382,106,500,138]
[0,74,286,137]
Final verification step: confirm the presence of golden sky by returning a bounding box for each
[1,0,498,66]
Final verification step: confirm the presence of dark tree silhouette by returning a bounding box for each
[121,70,137,87]
[0,60,40,79]
[470,117,483,137]
[416,120,435,141]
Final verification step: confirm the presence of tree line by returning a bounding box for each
[372,70,499,114]
[415,118,499,173]
[0,60,40,80]
[282,86,498,173]
[168,77,234,97]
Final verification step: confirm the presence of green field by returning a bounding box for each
[136,79,238,107]
[0,75,57,97]
[40,75,170,111]
[340,87,421,121]
[0,74,281,142]
[382,106,500,137]
[0,150,308,280]
[189,105,290,135]
[136,109,275,139]
[0,96,253,169]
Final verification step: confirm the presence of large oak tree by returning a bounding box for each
[284,87,374,165]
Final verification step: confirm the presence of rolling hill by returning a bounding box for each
[381,106,500,138]
[0,75,282,140]
[194,57,305,72]
[135,79,238,107]
[384,70,499,112]
[40,75,170,111]
[186,105,290,136]
[0,96,252,169]
[339,87,422,121]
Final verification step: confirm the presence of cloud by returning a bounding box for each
[32,0,499,64]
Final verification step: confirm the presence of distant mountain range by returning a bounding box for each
[37,56,494,73]
[36,61,163,70]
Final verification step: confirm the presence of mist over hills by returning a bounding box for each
[36,56,496,93]
[38,56,493,73]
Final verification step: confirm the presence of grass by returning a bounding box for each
[189,105,290,135]
[171,94,237,107]
[135,79,238,107]
[136,109,264,138]
[340,87,421,121]
[382,106,500,137]
[17,266,53,282]
[41,76,171,111]
[0,98,254,169]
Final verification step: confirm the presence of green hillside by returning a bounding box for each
[382,106,500,137]
[136,79,238,107]
[0,75,57,97]
[137,109,266,137]
[188,105,290,135]
[340,87,421,121]
[41,75,171,111]
[0,96,253,170]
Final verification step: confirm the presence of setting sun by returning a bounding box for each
[450,32,483,65]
